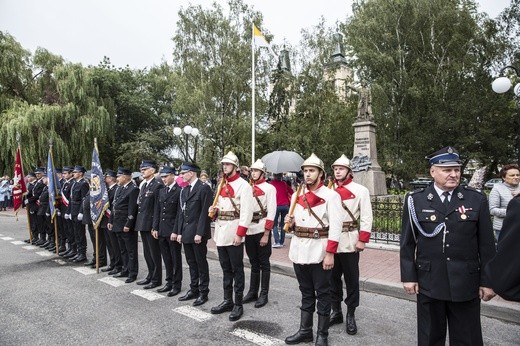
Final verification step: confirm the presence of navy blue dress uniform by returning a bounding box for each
[134,160,164,288]
[79,194,108,268]
[109,168,140,283]
[485,195,520,302]
[102,169,123,273]
[152,166,183,296]
[69,166,90,262]
[27,168,46,245]
[36,176,51,246]
[60,166,76,257]
[400,147,496,346]
[175,162,213,306]
[24,172,39,243]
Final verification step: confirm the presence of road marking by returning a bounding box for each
[131,289,165,301]
[173,305,213,322]
[11,240,26,245]
[1,237,14,240]
[98,277,126,287]
[53,259,67,265]
[22,245,38,250]
[230,328,284,346]
[72,267,97,275]
[35,251,53,257]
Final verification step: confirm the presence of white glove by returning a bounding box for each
[64,213,71,220]
[77,213,83,221]
[57,211,61,216]
[45,213,50,217]
[24,199,29,204]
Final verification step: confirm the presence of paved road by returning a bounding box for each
[0,214,518,345]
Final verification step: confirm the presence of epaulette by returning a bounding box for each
[409,188,425,195]
[463,185,485,196]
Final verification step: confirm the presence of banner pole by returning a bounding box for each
[54,220,59,255]
[95,226,99,273]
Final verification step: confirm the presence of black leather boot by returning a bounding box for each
[211,289,234,314]
[315,314,330,346]
[329,301,343,325]
[285,310,314,344]
[255,270,270,308]
[346,308,357,335]
[243,272,260,304]
[229,293,243,321]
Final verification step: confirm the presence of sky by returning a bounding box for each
[0,0,512,69]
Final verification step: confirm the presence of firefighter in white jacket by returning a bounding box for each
[209,151,254,321]
[243,159,277,308]
[329,154,373,335]
[284,153,343,346]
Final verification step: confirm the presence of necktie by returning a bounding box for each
[138,182,147,204]
[442,191,450,209]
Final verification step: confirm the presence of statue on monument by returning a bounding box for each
[349,85,374,122]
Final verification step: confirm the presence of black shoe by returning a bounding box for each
[47,246,56,253]
[113,271,129,278]
[157,285,172,293]
[193,295,208,306]
[125,277,137,284]
[168,287,182,297]
[108,268,122,275]
[346,312,357,335]
[64,252,77,259]
[73,255,87,263]
[136,278,151,285]
[58,250,68,256]
[210,300,234,314]
[254,293,268,308]
[285,311,314,344]
[24,239,31,244]
[58,246,67,253]
[101,266,115,273]
[178,290,198,301]
[229,305,243,321]
[329,309,344,326]
[144,283,161,290]
[84,259,96,266]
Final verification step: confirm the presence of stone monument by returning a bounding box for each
[350,87,387,195]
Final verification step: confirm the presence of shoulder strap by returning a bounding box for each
[302,192,327,229]
[224,184,240,216]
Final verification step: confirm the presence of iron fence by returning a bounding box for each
[370,194,404,244]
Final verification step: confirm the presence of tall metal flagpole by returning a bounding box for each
[49,139,59,255]
[94,138,100,274]
[251,22,256,162]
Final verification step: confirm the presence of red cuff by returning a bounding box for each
[359,230,371,243]
[326,240,339,253]
[264,219,274,231]
[236,225,248,237]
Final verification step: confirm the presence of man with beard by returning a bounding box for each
[243,159,277,308]
[284,153,343,346]
[209,151,254,321]
[108,167,139,283]
[152,166,182,296]
[134,160,164,289]
[400,146,496,345]
[176,162,213,306]
[328,154,373,335]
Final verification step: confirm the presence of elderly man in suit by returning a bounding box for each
[152,166,183,297]
[400,146,496,346]
[134,160,164,289]
[176,162,213,306]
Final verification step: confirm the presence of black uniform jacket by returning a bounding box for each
[109,182,139,233]
[70,178,89,219]
[134,178,164,233]
[485,195,520,302]
[27,179,44,214]
[59,178,73,214]
[175,179,212,244]
[79,195,93,225]
[400,184,496,302]
[152,183,181,237]
[36,186,49,216]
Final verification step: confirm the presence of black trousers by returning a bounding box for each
[158,236,182,289]
[29,211,38,239]
[245,232,271,273]
[184,240,210,295]
[293,262,332,316]
[217,244,245,294]
[63,218,75,250]
[57,215,65,247]
[87,224,107,263]
[107,229,122,269]
[140,231,162,284]
[330,252,360,309]
[72,219,86,255]
[417,294,483,346]
[37,214,48,237]
[117,231,138,278]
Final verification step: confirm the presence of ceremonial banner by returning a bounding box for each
[46,147,60,220]
[12,146,27,216]
[90,143,109,229]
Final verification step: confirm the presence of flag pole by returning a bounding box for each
[49,139,59,255]
[251,22,256,162]
[17,133,31,241]
[94,138,100,274]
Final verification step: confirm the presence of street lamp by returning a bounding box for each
[173,124,200,162]
[492,65,520,163]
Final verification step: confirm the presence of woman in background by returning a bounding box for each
[489,164,520,241]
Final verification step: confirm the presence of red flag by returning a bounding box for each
[13,146,27,215]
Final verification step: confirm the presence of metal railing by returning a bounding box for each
[370,195,404,244]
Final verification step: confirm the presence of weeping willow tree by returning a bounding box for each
[0,55,113,173]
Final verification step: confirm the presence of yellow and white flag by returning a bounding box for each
[253,24,270,48]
